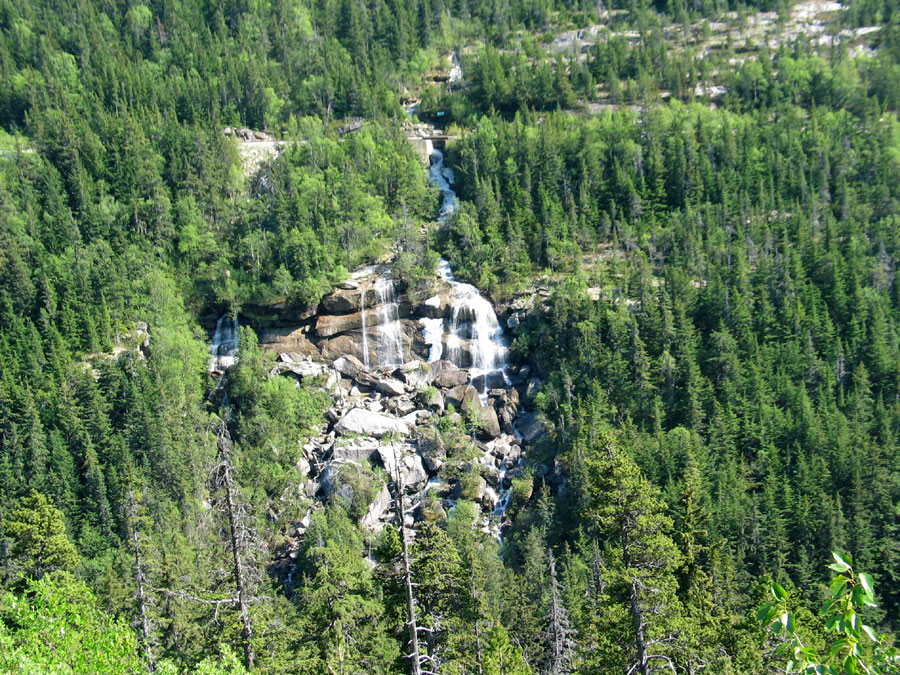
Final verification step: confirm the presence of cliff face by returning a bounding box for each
[214,263,555,578]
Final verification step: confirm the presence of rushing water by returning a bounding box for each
[429,148,458,221]
[438,260,510,393]
[419,316,445,362]
[422,140,522,540]
[375,276,405,367]
[360,285,370,368]
[208,314,239,371]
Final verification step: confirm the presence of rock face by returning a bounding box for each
[360,485,392,531]
[258,326,319,357]
[334,408,412,438]
[445,384,480,411]
[316,312,366,337]
[249,260,551,548]
[415,282,454,318]
[471,405,501,440]
[318,334,369,363]
[321,287,373,314]
[432,360,468,388]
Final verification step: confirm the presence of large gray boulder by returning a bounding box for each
[400,453,428,491]
[516,412,547,445]
[471,405,501,440]
[416,426,447,474]
[418,387,444,415]
[273,359,325,379]
[376,377,407,397]
[331,436,379,464]
[319,461,355,502]
[445,384,480,411]
[377,444,428,491]
[432,360,468,388]
[400,361,435,388]
[333,354,367,379]
[334,408,412,438]
[470,370,508,392]
[360,484,392,531]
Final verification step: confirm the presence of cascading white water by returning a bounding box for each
[438,260,510,391]
[422,140,522,540]
[208,314,239,371]
[360,285,370,368]
[419,316,445,362]
[375,276,405,367]
[429,148,458,221]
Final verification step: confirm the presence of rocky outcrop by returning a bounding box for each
[415,282,454,318]
[470,405,501,440]
[360,484,392,531]
[316,312,366,337]
[318,334,368,363]
[432,360,467,388]
[258,326,320,357]
[249,260,553,554]
[445,384,480,411]
[334,408,412,438]
[321,287,374,314]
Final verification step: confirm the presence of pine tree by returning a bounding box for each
[3,490,80,580]
[574,411,684,675]
[542,551,577,675]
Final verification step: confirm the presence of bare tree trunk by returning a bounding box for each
[393,446,422,675]
[630,579,649,675]
[223,458,255,670]
[127,490,155,672]
[212,421,256,671]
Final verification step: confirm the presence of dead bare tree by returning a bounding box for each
[543,551,576,675]
[391,444,423,675]
[207,418,263,671]
[126,488,156,672]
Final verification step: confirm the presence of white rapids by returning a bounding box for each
[208,314,239,371]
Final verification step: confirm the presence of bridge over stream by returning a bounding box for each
[403,122,458,164]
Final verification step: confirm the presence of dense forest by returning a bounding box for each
[1,0,899,673]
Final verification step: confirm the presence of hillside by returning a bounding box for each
[1,0,900,673]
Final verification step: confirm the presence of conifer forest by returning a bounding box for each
[1,0,900,672]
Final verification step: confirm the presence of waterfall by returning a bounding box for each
[419,317,445,362]
[375,276,405,367]
[360,285,370,368]
[438,260,509,391]
[208,314,239,371]
[420,128,520,541]
[429,148,458,221]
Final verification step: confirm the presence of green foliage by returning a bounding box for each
[759,552,900,674]
[3,490,79,580]
[0,574,141,674]
[0,0,899,669]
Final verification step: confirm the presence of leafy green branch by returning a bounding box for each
[759,552,900,674]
